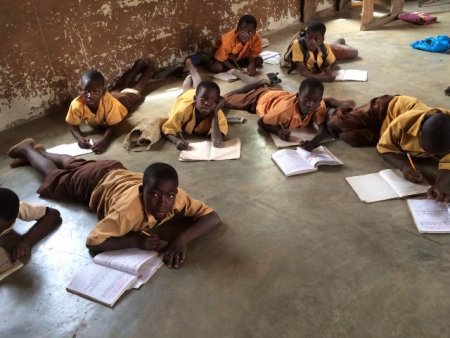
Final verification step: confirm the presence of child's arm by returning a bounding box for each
[300,122,329,151]
[257,118,290,141]
[91,125,115,154]
[162,133,189,150]
[161,211,220,269]
[210,98,225,147]
[70,125,92,149]
[86,233,168,253]
[378,151,423,183]
[247,56,257,76]
[428,170,450,202]
[294,62,335,82]
[11,207,62,261]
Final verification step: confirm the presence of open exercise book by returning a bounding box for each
[272,145,343,176]
[179,138,241,161]
[346,169,430,203]
[270,126,334,148]
[47,142,93,157]
[66,248,163,307]
[212,72,239,83]
[407,199,450,233]
[0,247,23,281]
[334,69,368,82]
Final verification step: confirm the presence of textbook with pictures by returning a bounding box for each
[0,247,23,281]
[179,137,241,161]
[407,199,450,233]
[272,145,343,176]
[346,169,430,203]
[334,69,368,82]
[66,248,163,307]
[270,126,334,148]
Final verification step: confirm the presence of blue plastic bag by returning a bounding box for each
[410,35,450,53]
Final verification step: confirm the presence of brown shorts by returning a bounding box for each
[328,94,395,146]
[111,88,144,112]
[37,159,126,205]
[223,87,281,113]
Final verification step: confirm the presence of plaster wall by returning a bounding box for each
[0,0,300,130]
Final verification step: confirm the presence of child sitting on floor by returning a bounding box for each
[223,76,354,151]
[7,139,219,269]
[0,188,61,262]
[66,58,154,153]
[207,14,263,77]
[287,21,358,82]
[327,95,450,201]
[161,59,228,150]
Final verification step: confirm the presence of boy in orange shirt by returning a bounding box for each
[208,14,263,76]
[223,77,354,150]
[8,139,220,269]
[66,58,154,153]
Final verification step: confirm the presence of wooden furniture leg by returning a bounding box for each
[360,0,404,31]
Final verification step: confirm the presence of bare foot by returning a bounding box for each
[8,138,36,158]
[9,143,46,168]
[229,69,269,85]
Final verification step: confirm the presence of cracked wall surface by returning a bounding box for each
[0,0,301,130]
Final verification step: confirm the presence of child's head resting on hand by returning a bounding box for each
[193,81,221,118]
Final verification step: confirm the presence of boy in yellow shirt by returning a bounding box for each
[8,139,219,269]
[66,58,154,153]
[0,188,61,262]
[162,59,228,149]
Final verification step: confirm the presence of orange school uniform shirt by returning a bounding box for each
[377,96,450,170]
[87,169,214,246]
[256,90,327,129]
[291,40,336,72]
[161,89,228,136]
[214,29,262,62]
[66,92,128,127]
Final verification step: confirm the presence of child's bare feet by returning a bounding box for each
[8,138,36,158]
[229,69,270,85]
[9,143,45,168]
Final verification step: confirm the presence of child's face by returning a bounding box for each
[0,217,15,237]
[194,87,220,117]
[298,87,323,115]
[237,22,256,44]
[141,179,178,221]
[79,80,105,111]
[305,31,324,51]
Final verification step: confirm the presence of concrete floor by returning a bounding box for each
[1,2,450,337]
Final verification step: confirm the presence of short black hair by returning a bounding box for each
[143,163,179,188]
[420,112,450,155]
[196,81,221,96]
[0,188,20,221]
[299,78,324,95]
[81,69,105,87]
[237,15,257,30]
[306,21,326,37]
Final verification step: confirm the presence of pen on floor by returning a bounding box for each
[279,122,286,132]
[407,153,417,172]
[232,59,242,71]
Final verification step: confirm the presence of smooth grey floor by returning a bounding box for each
[1,2,450,337]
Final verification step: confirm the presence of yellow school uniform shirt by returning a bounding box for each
[86,169,214,246]
[291,40,336,71]
[377,97,450,170]
[256,90,327,129]
[66,92,128,127]
[161,89,228,136]
[214,29,262,62]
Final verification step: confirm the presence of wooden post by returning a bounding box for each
[360,0,404,31]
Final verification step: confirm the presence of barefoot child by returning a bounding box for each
[208,14,263,76]
[0,188,61,262]
[223,77,354,151]
[161,59,228,149]
[8,139,219,269]
[66,58,154,153]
